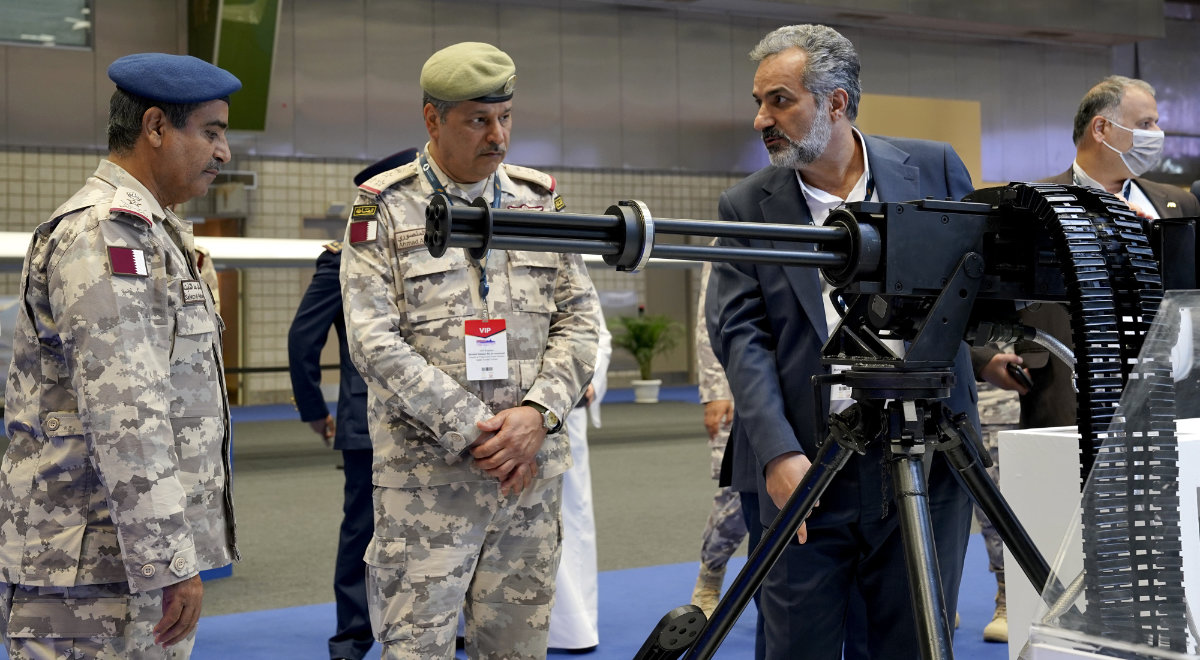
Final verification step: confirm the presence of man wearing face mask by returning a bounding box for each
[1001,75,1199,434]
[1046,76,1197,218]
[975,77,1200,641]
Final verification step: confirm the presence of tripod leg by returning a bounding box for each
[941,437,1054,599]
[892,453,955,660]
[935,411,1068,607]
[679,437,854,660]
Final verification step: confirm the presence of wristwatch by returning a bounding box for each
[524,401,563,433]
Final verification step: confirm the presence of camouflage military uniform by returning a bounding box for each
[974,382,1020,576]
[340,153,599,659]
[695,263,746,580]
[0,160,236,657]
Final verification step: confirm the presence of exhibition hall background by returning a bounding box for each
[1,0,1197,404]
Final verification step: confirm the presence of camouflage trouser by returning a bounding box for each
[368,477,563,660]
[975,422,1016,580]
[974,383,1019,588]
[0,582,194,659]
[700,427,747,572]
[707,426,729,480]
[700,486,747,573]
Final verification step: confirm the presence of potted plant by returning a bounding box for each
[610,305,684,403]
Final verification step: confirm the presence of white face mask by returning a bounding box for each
[1102,119,1164,177]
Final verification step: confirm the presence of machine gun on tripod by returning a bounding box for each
[424,182,1195,659]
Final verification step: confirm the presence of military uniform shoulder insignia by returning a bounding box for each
[48,188,115,225]
[502,163,557,194]
[323,240,343,254]
[348,218,378,245]
[107,245,150,276]
[358,160,420,196]
[109,187,154,226]
[351,204,378,219]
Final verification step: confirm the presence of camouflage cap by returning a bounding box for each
[420,42,516,103]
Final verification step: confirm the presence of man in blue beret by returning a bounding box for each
[0,53,240,658]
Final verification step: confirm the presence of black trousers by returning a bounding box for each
[755,455,971,660]
[329,448,374,660]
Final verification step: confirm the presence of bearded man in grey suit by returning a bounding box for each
[709,23,1022,660]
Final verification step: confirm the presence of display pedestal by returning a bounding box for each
[997,418,1200,660]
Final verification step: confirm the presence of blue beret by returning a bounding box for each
[108,53,242,104]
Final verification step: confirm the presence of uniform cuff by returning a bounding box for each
[126,544,198,593]
[441,430,474,464]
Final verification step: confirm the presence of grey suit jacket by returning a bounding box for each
[711,134,981,527]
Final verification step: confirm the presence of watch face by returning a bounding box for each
[545,410,559,430]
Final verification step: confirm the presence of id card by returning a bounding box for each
[465,319,508,381]
[830,364,853,409]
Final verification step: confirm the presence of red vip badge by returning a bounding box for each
[107,246,149,277]
[465,319,508,380]
[465,319,506,339]
[349,219,378,244]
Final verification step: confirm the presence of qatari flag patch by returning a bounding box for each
[107,246,149,277]
[349,219,378,244]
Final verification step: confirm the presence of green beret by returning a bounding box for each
[420,42,516,103]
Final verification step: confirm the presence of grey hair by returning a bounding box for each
[422,92,459,121]
[1071,75,1156,146]
[107,89,214,155]
[749,24,862,121]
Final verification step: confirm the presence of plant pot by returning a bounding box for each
[632,378,662,403]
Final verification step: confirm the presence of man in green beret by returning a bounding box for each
[340,42,601,659]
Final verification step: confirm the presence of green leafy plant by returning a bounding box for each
[610,305,684,381]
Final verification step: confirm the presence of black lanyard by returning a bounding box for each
[419,153,502,302]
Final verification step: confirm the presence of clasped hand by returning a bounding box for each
[470,406,546,496]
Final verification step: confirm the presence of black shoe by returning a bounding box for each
[549,644,599,654]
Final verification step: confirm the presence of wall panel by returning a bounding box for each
[7,47,94,147]
[364,0,434,161]
[500,3,563,167]
[0,47,7,146]
[728,18,770,173]
[237,0,296,157]
[619,9,679,170]
[431,0,500,49]
[560,6,622,168]
[292,0,366,157]
[677,16,736,172]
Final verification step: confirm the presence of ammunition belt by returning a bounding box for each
[1007,183,1184,652]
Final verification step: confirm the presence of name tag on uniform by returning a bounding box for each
[181,279,206,305]
[465,319,508,381]
[395,228,424,251]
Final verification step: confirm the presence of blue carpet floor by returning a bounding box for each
[182,535,1005,659]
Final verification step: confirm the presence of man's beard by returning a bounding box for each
[764,105,832,169]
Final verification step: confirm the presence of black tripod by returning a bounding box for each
[638,253,1067,660]
[636,364,1061,660]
